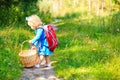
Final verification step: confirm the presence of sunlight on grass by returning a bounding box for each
[55,57,120,79]
[57,67,92,79]
[57,31,69,37]
[52,13,120,79]
[1,0,120,79]
[0,27,33,79]
[104,57,120,78]
[56,63,116,80]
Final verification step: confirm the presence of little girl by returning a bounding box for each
[26,14,53,68]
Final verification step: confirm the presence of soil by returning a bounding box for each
[19,61,60,80]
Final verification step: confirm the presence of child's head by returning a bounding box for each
[26,15,43,30]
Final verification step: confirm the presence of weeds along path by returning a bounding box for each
[19,61,59,80]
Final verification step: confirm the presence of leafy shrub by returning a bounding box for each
[0,27,32,80]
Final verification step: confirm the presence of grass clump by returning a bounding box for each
[0,27,32,80]
[52,12,120,80]
[0,10,120,80]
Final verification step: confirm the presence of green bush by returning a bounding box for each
[0,27,32,80]
[0,0,120,80]
[52,13,120,79]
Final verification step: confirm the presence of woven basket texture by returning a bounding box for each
[19,50,38,67]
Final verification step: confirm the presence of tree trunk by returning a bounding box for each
[52,0,59,14]
[96,0,100,16]
[59,0,62,8]
[101,0,105,16]
[88,0,91,15]
[73,0,78,8]
[109,0,112,13]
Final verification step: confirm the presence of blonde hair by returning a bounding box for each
[27,15,43,27]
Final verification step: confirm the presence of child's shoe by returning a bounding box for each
[34,64,40,68]
[45,63,51,67]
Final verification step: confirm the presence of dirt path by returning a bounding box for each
[19,61,59,80]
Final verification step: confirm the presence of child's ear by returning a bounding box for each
[31,23,34,26]
[28,22,34,27]
[31,22,36,27]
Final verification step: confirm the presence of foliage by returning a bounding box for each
[51,11,120,80]
[0,27,33,80]
[0,0,120,80]
[114,0,120,4]
[0,0,40,26]
[1,0,120,26]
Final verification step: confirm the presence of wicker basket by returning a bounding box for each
[19,40,39,67]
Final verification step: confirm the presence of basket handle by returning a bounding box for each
[20,40,29,52]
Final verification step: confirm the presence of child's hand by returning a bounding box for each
[28,40,32,43]
[29,40,33,45]
[31,46,37,50]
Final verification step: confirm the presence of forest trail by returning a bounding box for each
[19,61,59,80]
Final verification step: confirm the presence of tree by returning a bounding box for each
[88,0,91,15]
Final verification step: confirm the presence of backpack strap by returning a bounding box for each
[37,27,46,40]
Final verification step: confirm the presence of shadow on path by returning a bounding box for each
[19,66,59,80]
[19,60,59,80]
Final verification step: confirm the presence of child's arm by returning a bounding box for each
[29,28,43,45]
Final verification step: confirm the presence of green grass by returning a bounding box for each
[0,27,33,80]
[51,12,120,80]
[0,11,120,80]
